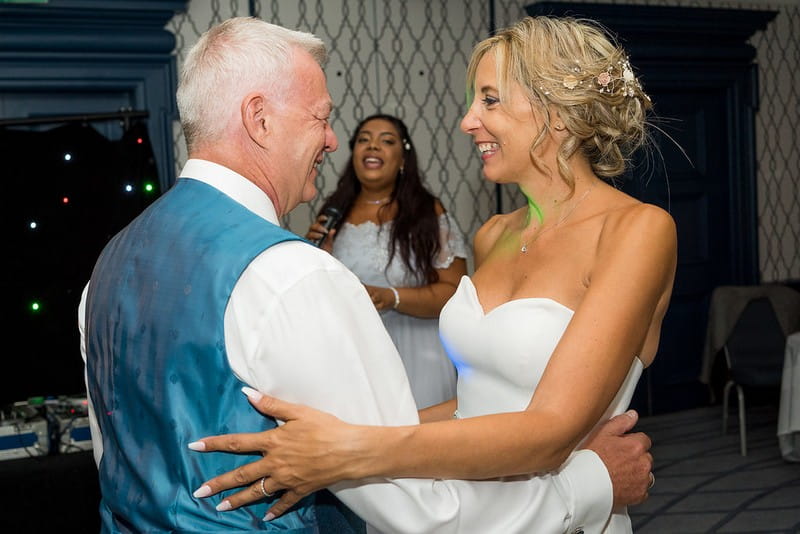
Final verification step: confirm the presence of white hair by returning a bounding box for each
[176,17,327,151]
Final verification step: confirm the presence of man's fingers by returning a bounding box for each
[600,409,639,436]
[264,491,306,521]
[630,430,653,453]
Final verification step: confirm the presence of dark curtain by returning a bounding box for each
[2,121,161,408]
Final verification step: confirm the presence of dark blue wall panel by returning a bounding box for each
[0,0,188,188]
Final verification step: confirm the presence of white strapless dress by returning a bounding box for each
[439,276,642,533]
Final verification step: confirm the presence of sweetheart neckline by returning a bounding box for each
[455,276,648,369]
[459,276,576,317]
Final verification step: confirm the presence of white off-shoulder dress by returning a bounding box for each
[440,275,643,533]
[332,212,468,409]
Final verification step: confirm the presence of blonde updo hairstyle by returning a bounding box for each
[466,16,652,192]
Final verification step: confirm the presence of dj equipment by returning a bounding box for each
[0,418,49,460]
[56,415,92,453]
[49,396,92,453]
[0,395,91,460]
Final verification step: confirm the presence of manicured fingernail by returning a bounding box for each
[193,485,212,498]
[187,441,206,451]
[626,410,637,418]
[242,386,263,402]
[216,500,232,512]
[263,512,276,522]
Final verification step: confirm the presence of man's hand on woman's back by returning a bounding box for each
[581,410,654,510]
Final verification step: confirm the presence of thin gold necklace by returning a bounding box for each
[520,182,596,253]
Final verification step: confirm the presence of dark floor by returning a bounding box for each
[631,404,800,533]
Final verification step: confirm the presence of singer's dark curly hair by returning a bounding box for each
[319,114,441,285]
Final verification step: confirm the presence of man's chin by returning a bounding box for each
[302,185,318,204]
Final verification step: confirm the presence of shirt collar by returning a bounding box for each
[178,159,280,226]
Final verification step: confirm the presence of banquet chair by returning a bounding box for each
[722,296,786,456]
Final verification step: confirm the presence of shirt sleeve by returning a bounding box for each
[225,241,613,533]
[78,282,105,466]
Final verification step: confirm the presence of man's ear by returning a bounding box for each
[242,92,270,147]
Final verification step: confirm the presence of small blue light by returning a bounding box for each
[124,184,134,193]
[64,153,72,161]
[29,221,38,229]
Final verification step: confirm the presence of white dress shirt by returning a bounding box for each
[79,159,613,534]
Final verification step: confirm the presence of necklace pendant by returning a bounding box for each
[520,244,528,253]
[363,197,389,205]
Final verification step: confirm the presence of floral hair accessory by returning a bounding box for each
[596,71,613,91]
[595,58,645,99]
[561,57,648,101]
[562,64,583,90]
[562,74,579,90]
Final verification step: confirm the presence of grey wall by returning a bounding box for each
[169,0,798,281]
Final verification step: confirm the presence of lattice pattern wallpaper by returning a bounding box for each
[167,0,798,281]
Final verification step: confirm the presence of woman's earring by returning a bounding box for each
[554,123,565,131]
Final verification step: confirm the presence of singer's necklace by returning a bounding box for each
[360,196,390,205]
[520,182,595,253]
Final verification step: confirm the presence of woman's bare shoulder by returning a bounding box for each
[433,197,446,216]
[602,201,676,239]
[473,210,521,266]
[595,200,678,277]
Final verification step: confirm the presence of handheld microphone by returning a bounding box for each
[314,206,343,247]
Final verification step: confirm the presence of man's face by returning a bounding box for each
[268,50,338,215]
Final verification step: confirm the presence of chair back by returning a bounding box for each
[724,297,786,386]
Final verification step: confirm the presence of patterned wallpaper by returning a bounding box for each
[167,0,798,281]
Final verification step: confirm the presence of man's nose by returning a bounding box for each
[325,124,338,152]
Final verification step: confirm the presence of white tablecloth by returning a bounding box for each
[778,331,800,462]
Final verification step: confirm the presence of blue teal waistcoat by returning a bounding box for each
[85,178,365,533]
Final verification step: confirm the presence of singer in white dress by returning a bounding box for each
[189,16,677,532]
[332,212,468,409]
[307,114,468,409]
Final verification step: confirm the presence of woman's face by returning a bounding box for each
[351,118,405,190]
[460,53,545,184]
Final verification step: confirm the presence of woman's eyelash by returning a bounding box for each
[482,96,499,106]
[356,137,397,144]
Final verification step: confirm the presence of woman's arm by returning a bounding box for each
[365,202,469,317]
[192,204,674,511]
[364,256,466,317]
[418,398,457,423]
[358,204,677,480]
